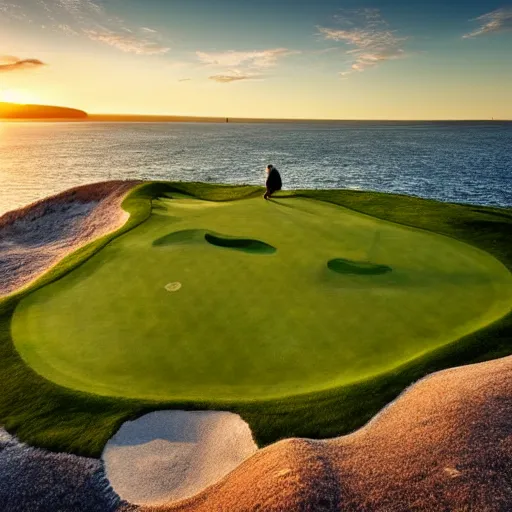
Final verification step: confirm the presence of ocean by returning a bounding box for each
[0,121,510,215]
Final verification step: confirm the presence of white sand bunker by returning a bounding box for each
[102,410,258,506]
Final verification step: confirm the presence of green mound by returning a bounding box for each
[11,193,512,401]
[327,258,392,275]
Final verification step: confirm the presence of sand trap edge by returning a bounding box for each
[102,410,258,506]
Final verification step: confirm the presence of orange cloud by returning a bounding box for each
[209,73,261,83]
[0,56,45,72]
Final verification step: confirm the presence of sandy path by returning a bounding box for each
[102,411,258,506]
[0,180,138,297]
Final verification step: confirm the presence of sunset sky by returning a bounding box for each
[1,0,511,119]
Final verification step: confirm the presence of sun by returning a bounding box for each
[0,89,41,105]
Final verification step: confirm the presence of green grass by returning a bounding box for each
[0,182,511,457]
[11,193,511,401]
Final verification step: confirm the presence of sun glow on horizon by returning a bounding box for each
[0,89,42,105]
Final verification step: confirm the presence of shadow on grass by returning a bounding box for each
[327,258,392,276]
[153,229,276,255]
[471,208,512,221]
[204,233,276,254]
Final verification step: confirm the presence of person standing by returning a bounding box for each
[264,164,282,199]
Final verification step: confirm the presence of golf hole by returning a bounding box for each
[165,282,182,292]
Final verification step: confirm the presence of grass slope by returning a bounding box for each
[11,194,511,400]
[0,182,511,457]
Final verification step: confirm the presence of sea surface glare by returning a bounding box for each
[0,121,510,214]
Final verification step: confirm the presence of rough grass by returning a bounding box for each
[0,181,511,457]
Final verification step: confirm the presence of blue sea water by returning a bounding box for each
[0,121,510,215]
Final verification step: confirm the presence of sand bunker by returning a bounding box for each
[0,180,138,297]
[102,410,258,506]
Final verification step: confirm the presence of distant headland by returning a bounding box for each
[0,102,87,120]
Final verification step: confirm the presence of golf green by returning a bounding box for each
[11,194,512,400]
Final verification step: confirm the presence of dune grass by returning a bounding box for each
[0,181,511,456]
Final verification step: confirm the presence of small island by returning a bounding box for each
[0,102,87,120]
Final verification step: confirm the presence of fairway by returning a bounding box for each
[12,194,512,400]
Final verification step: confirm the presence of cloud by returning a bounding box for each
[84,29,170,55]
[208,73,261,83]
[463,8,512,38]
[197,47,295,84]
[318,9,408,77]
[57,23,79,36]
[0,0,170,55]
[56,0,103,18]
[0,1,27,21]
[178,78,191,82]
[0,55,45,72]
[310,46,340,55]
[197,48,296,68]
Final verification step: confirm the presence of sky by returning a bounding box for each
[0,0,511,119]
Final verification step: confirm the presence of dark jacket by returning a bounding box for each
[266,168,282,192]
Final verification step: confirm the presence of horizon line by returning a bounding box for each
[89,113,512,122]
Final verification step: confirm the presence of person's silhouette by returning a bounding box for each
[264,164,282,200]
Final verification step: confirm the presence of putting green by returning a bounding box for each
[12,195,512,400]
